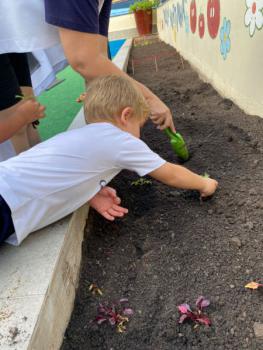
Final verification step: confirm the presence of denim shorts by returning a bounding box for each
[0,195,15,244]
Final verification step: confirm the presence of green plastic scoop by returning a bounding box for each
[164,128,189,161]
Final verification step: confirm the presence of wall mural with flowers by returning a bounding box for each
[162,0,189,35]
[162,0,263,61]
[158,0,263,118]
[162,0,232,60]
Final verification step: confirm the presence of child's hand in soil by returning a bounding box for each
[199,178,218,198]
[89,186,128,221]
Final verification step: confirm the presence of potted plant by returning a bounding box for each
[130,0,160,36]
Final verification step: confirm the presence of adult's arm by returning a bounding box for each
[59,29,175,131]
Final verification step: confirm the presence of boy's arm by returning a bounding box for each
[149,162,218,197]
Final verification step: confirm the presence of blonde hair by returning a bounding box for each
[84,75,150,123]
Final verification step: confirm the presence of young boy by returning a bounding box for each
[0,75,218,246]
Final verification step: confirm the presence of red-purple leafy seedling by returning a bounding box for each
[178,296,211,326]
[94,298,133,333]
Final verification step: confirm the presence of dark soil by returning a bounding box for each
[62,40,263,350]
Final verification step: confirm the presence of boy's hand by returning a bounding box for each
[199,178,218,198]
[148,95,176,132]
[89,186,128,221]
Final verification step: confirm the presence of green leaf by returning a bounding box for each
[130,0,160,12]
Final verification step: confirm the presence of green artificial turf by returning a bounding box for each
[38,66,84,140]
[37,40,125,140]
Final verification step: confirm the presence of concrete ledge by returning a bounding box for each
[0,204,89,350]
[113,38,133,72]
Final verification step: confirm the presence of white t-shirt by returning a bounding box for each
[0,123,165,246]
[0,0,105,53]
[0,0,105,94]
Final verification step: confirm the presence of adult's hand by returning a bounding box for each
[147,94,176,132]
[58,28,176,131]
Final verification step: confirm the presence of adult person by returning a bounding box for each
[44,0,176,131]
[0,0,175,132]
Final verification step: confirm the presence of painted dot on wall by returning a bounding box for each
[198,13,205,38]
[190,0,197,33]
[207,0,221,38]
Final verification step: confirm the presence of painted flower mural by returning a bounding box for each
[220,17,231,60]
[245,0,263,36]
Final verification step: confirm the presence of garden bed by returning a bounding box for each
[62,40,263,350]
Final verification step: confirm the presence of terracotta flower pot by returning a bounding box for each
[134,9,153,36]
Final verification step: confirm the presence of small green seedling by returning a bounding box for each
[15,94,34,101]
[131,178,152,187]
[203,172,210,178]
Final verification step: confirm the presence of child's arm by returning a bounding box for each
[149,162,218,197]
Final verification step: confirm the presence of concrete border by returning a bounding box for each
[0,204,89,350]
[28,204,89,350]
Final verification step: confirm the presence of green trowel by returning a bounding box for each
[164,128,189,161]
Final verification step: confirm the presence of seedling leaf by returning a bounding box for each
[178,304,191,314]
[196,316,211,326]
[203,172,210,178]
[196,296,210,309]
[179,314,188,324]
[131,178,152,187]
[123,308,134,316]
[120,298,129,303]
[15,94,34,100]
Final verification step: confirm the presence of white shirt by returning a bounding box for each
[0,0,105,53]
[0,0,59,54]
[0,0,105,94]
[0,123,165,245]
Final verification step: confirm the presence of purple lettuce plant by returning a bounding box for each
[94,298,133,333]
[178,296,211,326]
